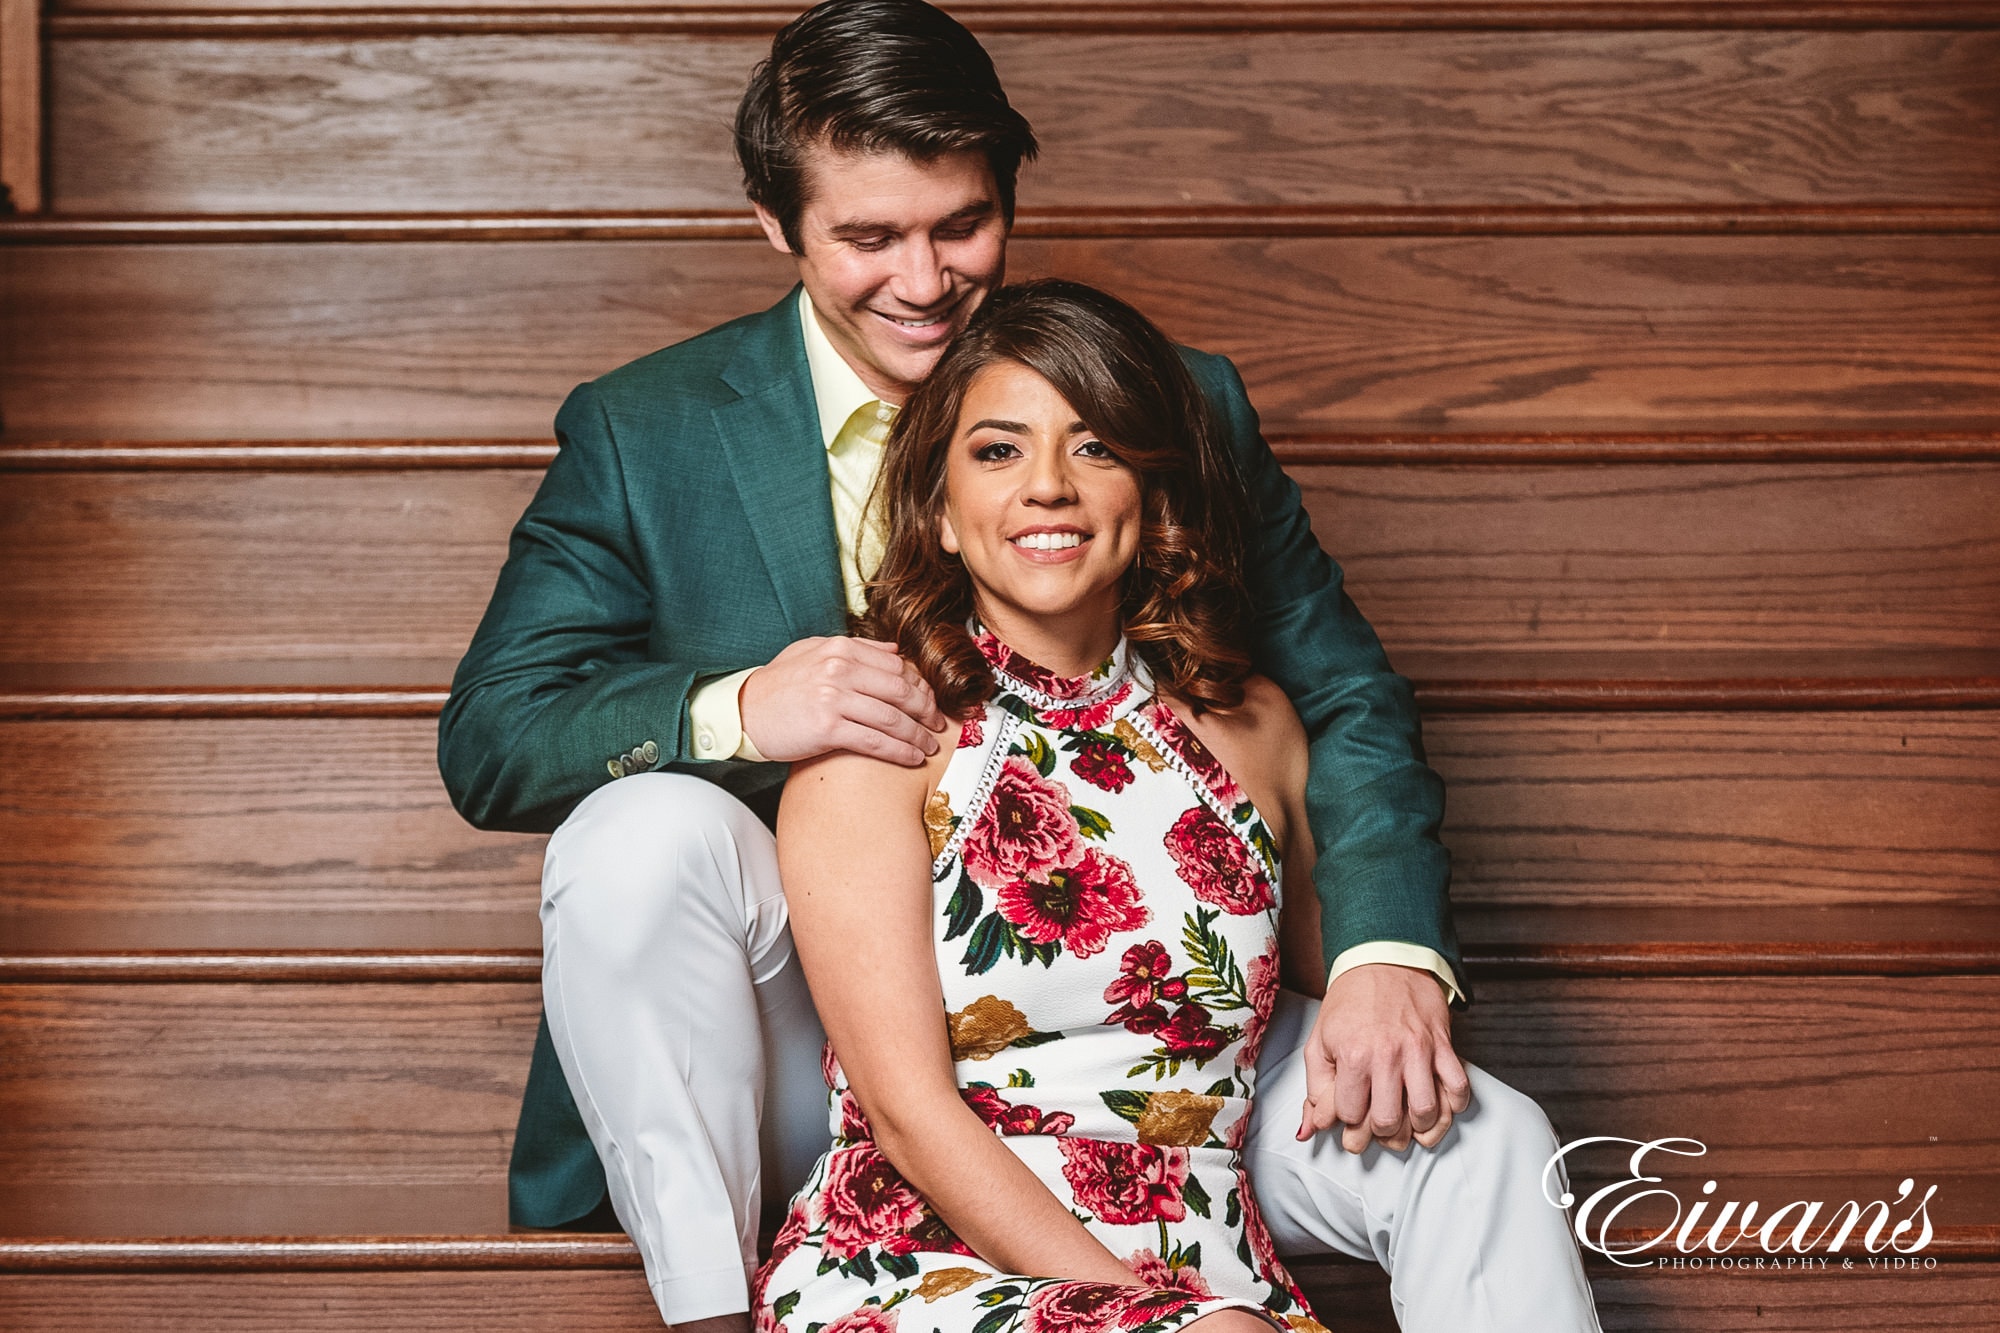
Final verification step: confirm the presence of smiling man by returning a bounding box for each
[439,3,1600,1331]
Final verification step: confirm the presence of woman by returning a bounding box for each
[759,281,1329,1333]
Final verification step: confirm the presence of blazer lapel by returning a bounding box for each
[714,289,849,640]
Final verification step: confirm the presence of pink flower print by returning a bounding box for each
[1125,1249,1214,1298]
[1141,702,1246,808]
[1238,938,1282,1069]
[1057,1138,1190,1225]
[997,847,1149,959]
[1164,806,1273,916]
[1070,738,1136,793]
[961,757,1083,891]
[818,1145,926,1258]
[822,1308,900,1333]
[1022,1283,1135,1333]
[959,1083,1078,1136]
[1104,940,1187,1034]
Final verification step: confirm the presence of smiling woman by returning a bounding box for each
[861,279,1257,718]
[763,280,1325,1333]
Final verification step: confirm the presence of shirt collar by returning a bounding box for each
[798,287,881,453]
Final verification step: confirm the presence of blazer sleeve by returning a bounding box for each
[437,382,709,834]
[1192,353,1470,1008]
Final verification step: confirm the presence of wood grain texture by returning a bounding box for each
[9,429,2000,472]
[0,1270,665,1332]
[0,715,545,934]
[7,1265,2000,1333]
[1291,461,2000,652]
[1,1234,637,1271]
[7,235,1997,440]
[8,462,1998,663]
[43,29,2000,214]
[2,978,1993,1236]
[0,0,40,214]
[1428,712,2000,910]
[6,707,1996,952]
[8,652,2000,717]
[11,903,2000,978]
[0,982,538,1232]
[38,0,2000,26]
[11,204,2000,244]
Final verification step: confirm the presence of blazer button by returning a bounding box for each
[606,757,625,778]
[640,739,659,764]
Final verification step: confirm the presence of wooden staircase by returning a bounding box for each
[4,2,1998,1327]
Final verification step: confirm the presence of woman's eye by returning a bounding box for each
[1076,439,1115,458]
[974,440,1020,462]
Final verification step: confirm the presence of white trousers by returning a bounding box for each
[541,773,1602,1332]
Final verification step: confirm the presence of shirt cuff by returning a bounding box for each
[1328,941,1465,1006]
[686,668,766,762]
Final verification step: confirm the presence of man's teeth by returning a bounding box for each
[1012,532,1084,551]
[888,314,944,328]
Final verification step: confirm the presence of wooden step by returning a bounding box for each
[3,977,1995,1236]
[5,1245,2000,1333]
[3,663,1993,947]
[7,456,2000,659]
[5,233,1997,437]
[38,22,2000,214]
[10,900,2000,979]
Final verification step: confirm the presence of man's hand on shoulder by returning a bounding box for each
[1297,961,1472,1154]
[741,636,949,766]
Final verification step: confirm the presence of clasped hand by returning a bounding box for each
[1298,962,1472,1153]
[740,636,950,766]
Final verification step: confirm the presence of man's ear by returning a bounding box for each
[751,203,794,256]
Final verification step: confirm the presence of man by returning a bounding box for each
[440,3,1601,1330]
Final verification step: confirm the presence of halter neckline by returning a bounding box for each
[972,626,1135,715]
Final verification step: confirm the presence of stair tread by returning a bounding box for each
[5,649,1998,713]
[5,905,1997,974]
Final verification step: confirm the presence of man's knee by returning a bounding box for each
[543,773,776,967]
[1457,1063,1564,1178]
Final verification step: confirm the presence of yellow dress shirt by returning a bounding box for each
[684,289,1462,1003]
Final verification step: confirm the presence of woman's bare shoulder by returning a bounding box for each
[1160,674,1308,829]
[1178,673,1305,755]
[778,720,965,833]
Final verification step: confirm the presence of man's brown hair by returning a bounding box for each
[734,0,1040,252]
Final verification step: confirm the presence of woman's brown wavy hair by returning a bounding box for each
[858,278,1255,718]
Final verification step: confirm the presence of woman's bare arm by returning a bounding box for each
[777,748,1142,1286]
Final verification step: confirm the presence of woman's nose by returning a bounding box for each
[1021,448,1078,505]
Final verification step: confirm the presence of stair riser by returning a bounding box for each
[6,711,1993,950]
[8,463,1999,662]
[8,235,1998,438]
[6,1264,1998,1333]
[2,978,1993,1236]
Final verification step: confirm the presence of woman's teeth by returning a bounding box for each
[1012,532,1084,551]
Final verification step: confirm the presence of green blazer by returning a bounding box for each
[439,287,1465,1228]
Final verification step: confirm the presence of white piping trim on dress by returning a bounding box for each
[930,706,1022,881]
[1124,705,1283,893]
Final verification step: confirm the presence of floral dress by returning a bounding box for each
[756,631,1327,1333]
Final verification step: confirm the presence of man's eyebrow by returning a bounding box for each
[825,199,996,239]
